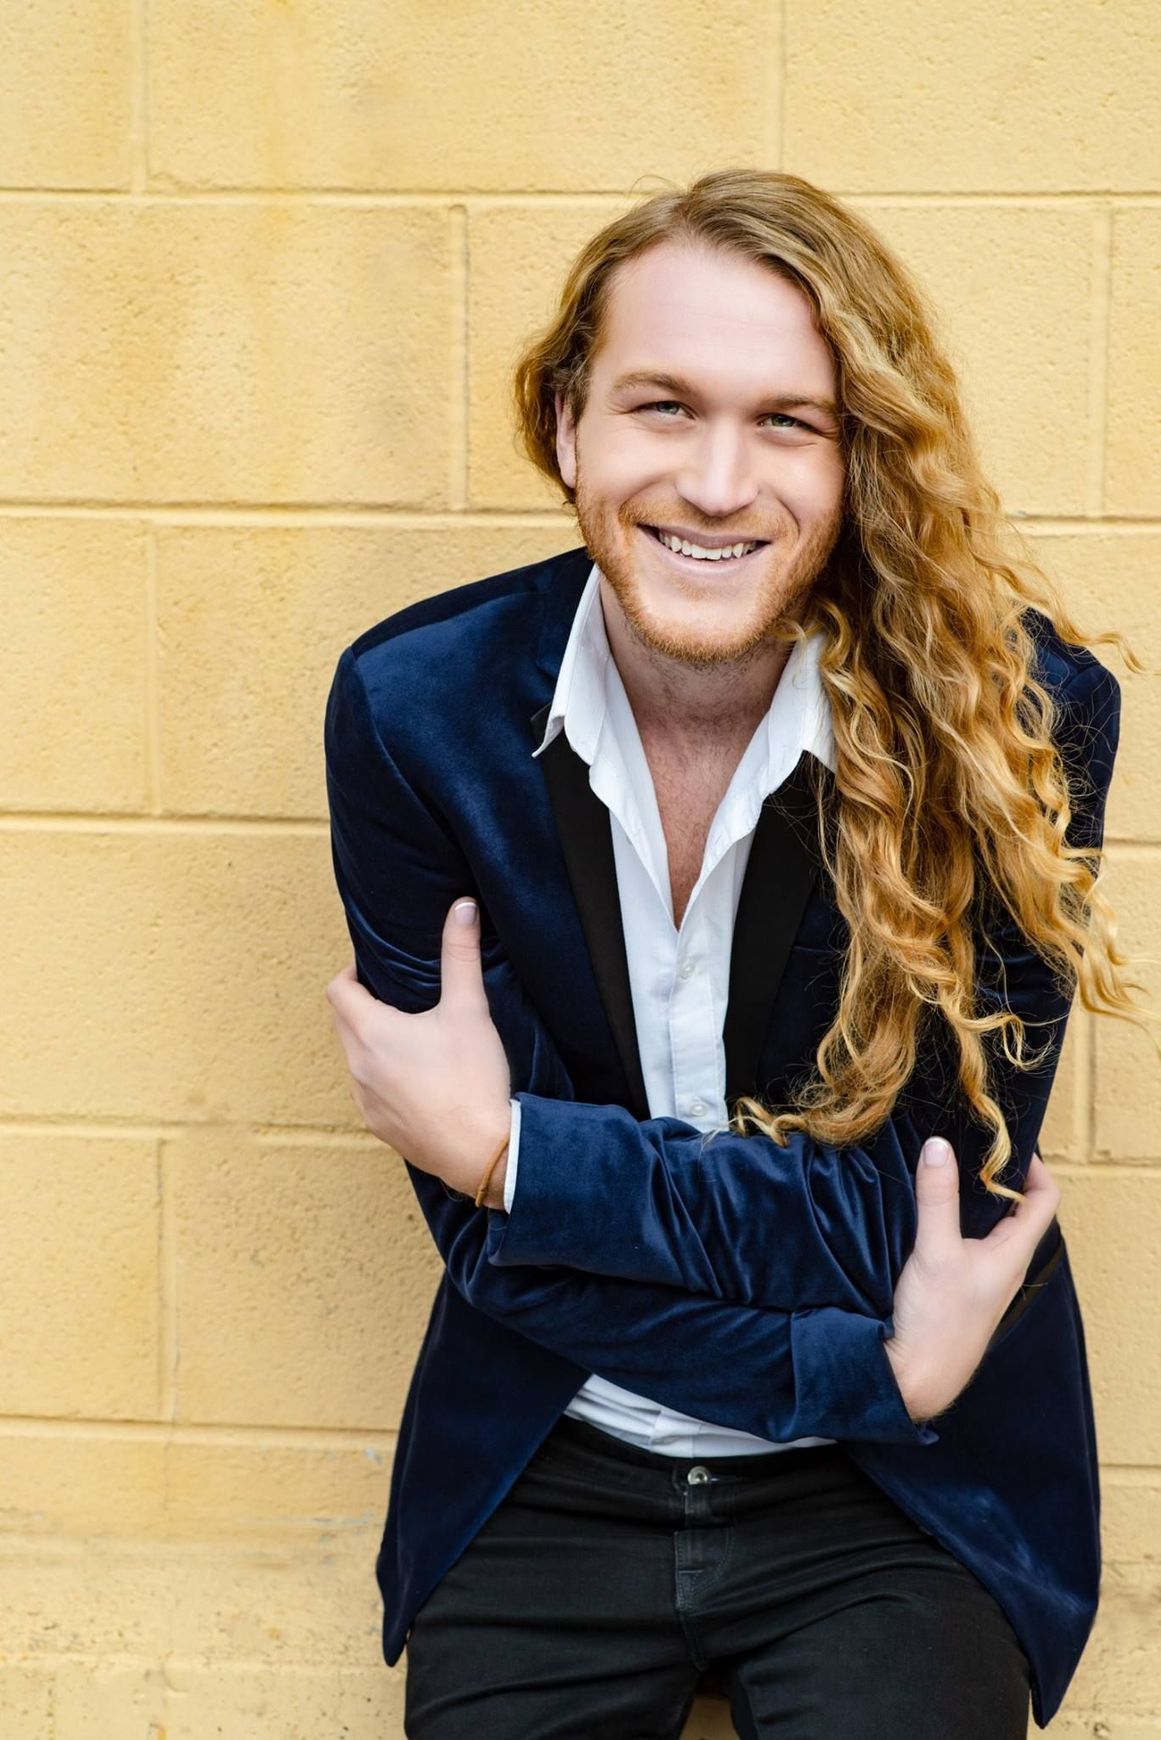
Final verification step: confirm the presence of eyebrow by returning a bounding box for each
[608,370,839,420]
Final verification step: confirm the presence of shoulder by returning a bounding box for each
[328,543,589,768]
[345,545,581,673]
[1022,605,1120,713]
[1020,608,1122,843]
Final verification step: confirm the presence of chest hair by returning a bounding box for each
[644,734,749,928]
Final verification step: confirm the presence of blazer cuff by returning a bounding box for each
[791,1308,940,1446]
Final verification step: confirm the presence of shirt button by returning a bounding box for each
[687,1099,707,1117]
[678,960,696,980]
[687,1465,712,1486]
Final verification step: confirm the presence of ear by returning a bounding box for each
[554,388,578,492]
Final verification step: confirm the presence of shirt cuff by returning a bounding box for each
[501,1097,522,1213]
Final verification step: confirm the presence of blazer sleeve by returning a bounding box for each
[324,643,934,1448]
[490,659,1122,1316]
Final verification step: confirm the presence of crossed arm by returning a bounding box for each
[323,643,1119,1443]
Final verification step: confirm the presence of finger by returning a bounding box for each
[439,897,489,1015]
[981,1152,1062,1266]
[912,1137,962,1261]
[1006,1152,1062,1241]
[325,964,398,1050]
[325,960,360,1016]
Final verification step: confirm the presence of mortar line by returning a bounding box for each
[1055,1161,1161,1180]
[143,522,162,814]
[0,1415,399,1449]
[1086,203,1113,517]
[0,1115,379,1143]
[775,0,788,168]
[452,202,469,511]
[129,0,149,194]
[0,501,1156,530]
[0,812,330,833]
[158,1135,179,1425]
[1,815,1158,850]
[1075,1004,1096,1162]
[7,1110,1161,1165]
[0,503,579,525]
[1,187,1160,208]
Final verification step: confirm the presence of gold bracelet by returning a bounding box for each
[473,1132,511,1209]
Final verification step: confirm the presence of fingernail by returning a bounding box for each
[922,1138,951,1167]
[453,899,478,926]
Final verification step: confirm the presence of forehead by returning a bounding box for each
[592,240,836,394]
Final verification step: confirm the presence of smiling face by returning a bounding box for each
[554,240,846,667]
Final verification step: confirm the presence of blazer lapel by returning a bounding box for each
[723,752,832,1110]
[534,683,832,1124]
[532,702,651,1121]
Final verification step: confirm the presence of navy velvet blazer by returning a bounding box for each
[323,543,1121,1728]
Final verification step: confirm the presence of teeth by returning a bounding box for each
[655,529,760,561]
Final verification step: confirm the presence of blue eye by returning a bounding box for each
[637,401,810,431]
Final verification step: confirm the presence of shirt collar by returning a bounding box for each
[533,561,836,790]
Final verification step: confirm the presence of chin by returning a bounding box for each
[617,585,785,668]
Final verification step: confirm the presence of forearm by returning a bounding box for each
[413,1160,934,1447]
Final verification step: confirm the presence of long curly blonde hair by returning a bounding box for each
[511,168,1155,1200]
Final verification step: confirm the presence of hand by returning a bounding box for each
[325,898,512,1199]
[884,1137,1062,1424]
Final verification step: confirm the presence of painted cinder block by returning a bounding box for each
[1058,1168,1161,1466]
[854,203,1095,516]
[145,0,777,193]
[1027,531,1161,846]
[0,1664,54,1740]
[0,1435,168,1537]
[164,1436,391,1541]
[0,204,455,506]
[0,1133,160,1421]
[52,1660,168,1737]
[168,1128,442,1428]
[1102,1479,1161,1568]
[1063,1558,1161,1724]
[155,520,575,818]
[468,200,640,509]
[783,0,1161,193]
[0,1534,382,1664]
[0,0,131,190]
[1038,1012,1084,1164]
[1090,852,1161,1162]
[1107,209,1161,519]
[0,829,356,1125]
[150,1662,404,1740]
[0,517,149,814]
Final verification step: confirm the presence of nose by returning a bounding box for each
[676,420,760,522]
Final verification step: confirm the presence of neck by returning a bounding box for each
[598,578,793,751]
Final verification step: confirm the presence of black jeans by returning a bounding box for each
[403,1415,1031,1739]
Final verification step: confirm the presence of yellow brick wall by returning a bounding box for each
[1,3,1158,1736]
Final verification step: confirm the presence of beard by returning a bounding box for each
[573,472,843,673]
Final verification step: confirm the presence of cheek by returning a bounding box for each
[588,427,671,492]
[782,457,844,528]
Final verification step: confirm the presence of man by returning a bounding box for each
[323,170,1125,1736]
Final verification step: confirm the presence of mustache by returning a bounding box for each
[630,514,781,542]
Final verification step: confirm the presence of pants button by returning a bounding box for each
[687,1465,712,1485]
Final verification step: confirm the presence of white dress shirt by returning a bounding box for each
[505,561,838,1457]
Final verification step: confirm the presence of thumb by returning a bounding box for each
[913,1137,962,1260]
[439,897,489,1015]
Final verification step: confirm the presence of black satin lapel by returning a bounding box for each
[724,752,830,1109]
[532,705,650,1121]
